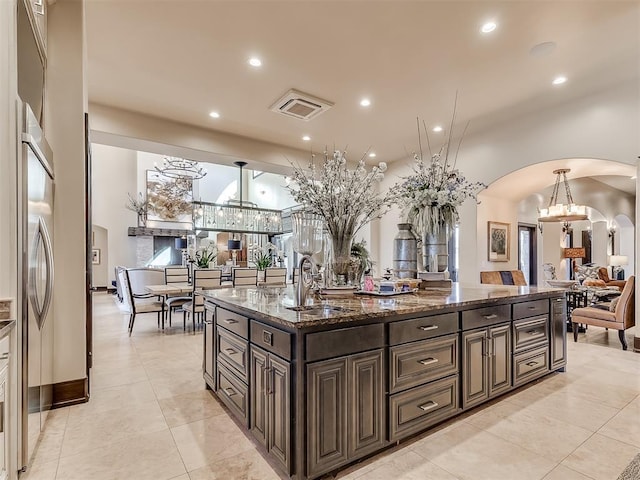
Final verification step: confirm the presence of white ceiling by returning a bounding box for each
[85,1,640,169]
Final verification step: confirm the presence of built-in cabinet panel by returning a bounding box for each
[307,358,347,478]
[550,296,567,370]
[462,323,511,409]
[203,315,215,387]
[307,349,385,478]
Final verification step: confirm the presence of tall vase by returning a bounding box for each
[393,223,418,278]
[330,233,354,286]
[422,225,449,273]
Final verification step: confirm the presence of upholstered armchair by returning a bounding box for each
[571,276,635,350]
[597,267,626,289]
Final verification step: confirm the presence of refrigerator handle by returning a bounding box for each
[28,217,54,330]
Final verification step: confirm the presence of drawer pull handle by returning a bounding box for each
[223,387,236,397]
[483,314,498,320]
[418,357,439,366]
[527,306,537,310]
[556,298,563,303]
[222,318,238,325]
[526,330,539,335]
[418,325,438,331]
[224,348,236,355]
[526,361,539,367]
[418,401,439,411]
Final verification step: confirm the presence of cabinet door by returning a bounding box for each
[203,315,215,388]
[550,297,567,370]
[462,329,488,409]
[307,358,348,478]
[488,323,511,397]
[348,350,385,459]
[249,347,268,447]
[268,354,291,473]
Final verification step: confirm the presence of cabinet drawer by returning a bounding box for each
[306,323,384,362]
[389,312,458,345]
[216,326,249,382]
[513,299,549,320]
[513,346,549,387]
[512,316,549,353]
[389,334,458,394]
[217,307,249,339]
[461,304,510,330]
[216,364,248,426]
[250,320,292,361]
[389,375,459,442]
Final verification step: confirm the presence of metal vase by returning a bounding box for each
[423,225,449,273]
[393,223,418,278]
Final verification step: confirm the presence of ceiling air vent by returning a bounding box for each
[269,89,333,121]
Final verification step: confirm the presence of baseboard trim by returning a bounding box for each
[52,377,89,409]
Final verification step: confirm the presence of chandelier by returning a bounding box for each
[538,168,588,223]
[155,156,207,180]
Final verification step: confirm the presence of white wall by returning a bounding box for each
[246,172,297,211]
[378,79,639,284]
[91,143,137,279]
[91,225,108,288]
[46,0,87,383]
[476,194,519,275]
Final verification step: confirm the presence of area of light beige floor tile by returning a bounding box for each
[20,292,640,480]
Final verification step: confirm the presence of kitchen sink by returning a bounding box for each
[286,305,353,314]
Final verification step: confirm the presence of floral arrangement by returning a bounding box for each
[394,103,486,237]
[188,243,218,268]
[248,242,279,270]
[188,238,217,269]
[287,150,394,280]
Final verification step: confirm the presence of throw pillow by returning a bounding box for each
[609,296,620,312]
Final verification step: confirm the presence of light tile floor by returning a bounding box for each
[21,292,640,480]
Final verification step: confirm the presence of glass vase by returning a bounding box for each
[330,234,353,286]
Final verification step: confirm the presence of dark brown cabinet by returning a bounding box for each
[250,346,291,473]
[462,323,511,409]
[550,296,567,370]
[307,349,384,479]
[203,312,215,388]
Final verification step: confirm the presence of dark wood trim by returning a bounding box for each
[634,335,640,353]
[52,377,89,409]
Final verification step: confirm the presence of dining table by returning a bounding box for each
[145,283,193,329]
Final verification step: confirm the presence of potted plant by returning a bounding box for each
[189,244,217,269]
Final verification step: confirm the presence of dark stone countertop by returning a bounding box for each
[199,283,563,330]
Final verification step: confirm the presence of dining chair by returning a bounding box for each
[164,266,191,326]
[126,268,165,298]
[232,267,258,287]
[183,268,222,331]
[262,267,287,286]
[120,269,165,336]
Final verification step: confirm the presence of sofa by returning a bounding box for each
[597,267,626,289]
[571,275,635,350]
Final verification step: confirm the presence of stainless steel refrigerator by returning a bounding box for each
[19,102,55,470]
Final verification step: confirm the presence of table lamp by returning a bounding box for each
[609,255,628,280]
[562,247,585,280]
[227,238,242,266]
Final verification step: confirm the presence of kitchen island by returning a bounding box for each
[200,284,567,480]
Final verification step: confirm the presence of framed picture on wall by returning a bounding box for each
[488,221,510,262]
[92,248,101,265]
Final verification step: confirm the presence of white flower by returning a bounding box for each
[378,162,387,172]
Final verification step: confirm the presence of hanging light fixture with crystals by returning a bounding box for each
[155,156,207,180]
[538,168,588,223]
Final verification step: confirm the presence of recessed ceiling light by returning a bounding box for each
[368,152,376,158]
[432,125,443,133]
[209,111,220,118]
[552,76,567,85]
[360,98,371,107]
[302,135,311,141]
[248,57,262,67]
[481,21,497,34]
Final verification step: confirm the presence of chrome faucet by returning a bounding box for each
[296,255,319,307]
